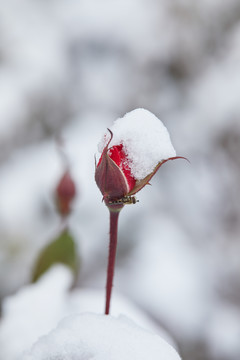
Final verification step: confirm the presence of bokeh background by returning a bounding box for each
[0,0,240,359]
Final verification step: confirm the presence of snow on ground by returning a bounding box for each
[0,266,72,360]
[21,313,181,360]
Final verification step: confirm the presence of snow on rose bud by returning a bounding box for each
[95,108,184,208]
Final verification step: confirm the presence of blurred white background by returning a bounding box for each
[0,0,240,359]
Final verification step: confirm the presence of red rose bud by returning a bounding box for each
[56,170,76,216]
[95,129,186,206]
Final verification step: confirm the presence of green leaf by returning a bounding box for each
[32,229,79,283]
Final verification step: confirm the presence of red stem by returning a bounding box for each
[105,209,121,315]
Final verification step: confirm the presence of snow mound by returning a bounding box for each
[22,313,181,360]
[0,265,72,360]
[98,108,176,180]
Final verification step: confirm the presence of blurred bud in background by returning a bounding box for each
[56,170,76,217]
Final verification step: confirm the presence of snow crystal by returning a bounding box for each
[21,313,181,360]
[98,108,176,180]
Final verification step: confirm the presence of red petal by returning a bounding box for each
[108,145,136,192]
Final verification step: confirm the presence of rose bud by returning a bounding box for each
[56,170,76,216]
[95,108,184,209]
[95,130,136,207]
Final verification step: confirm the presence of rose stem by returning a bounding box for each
[105,208,121,315]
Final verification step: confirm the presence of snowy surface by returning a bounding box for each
[0,266,72,360]
[21,313,181,360]
[98,109,176,180]
[0,265,175,360]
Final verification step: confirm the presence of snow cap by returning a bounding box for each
[98,108,176,181]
